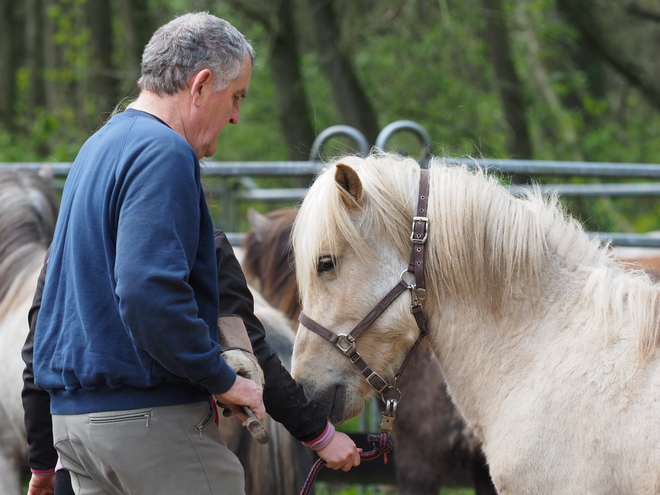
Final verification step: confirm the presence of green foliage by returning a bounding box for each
[350,0,507,158]
[0,107,87,162]
[3,0,660,233]
[211,54,290,161]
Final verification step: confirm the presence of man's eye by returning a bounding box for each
[317,256,335,273]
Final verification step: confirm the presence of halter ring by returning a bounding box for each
[335,334,355,353]
[380,385,402,404]
[400,269,416,289]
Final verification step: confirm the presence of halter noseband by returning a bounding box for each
[298,169,431,433]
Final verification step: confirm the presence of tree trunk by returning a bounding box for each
[42,0,60,113]
[0,0,20,130]
[226,0,317,160]
[513,4,582,161]
[267,0,316,160]
[625,2,660,23]
[481,0,533,162]
[306,0,379,145]
[557,0,660,112]
[117,0,155,96]
[24,0,47,118]
[86,0,118,121]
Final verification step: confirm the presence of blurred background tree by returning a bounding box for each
[2,0,660,230]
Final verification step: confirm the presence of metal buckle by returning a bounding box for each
[379,398,398,433]
[335,334,355,353]
[411,287,426,308]
[366,371,389,393]
[348,352,361,364]
[410,216,429,244]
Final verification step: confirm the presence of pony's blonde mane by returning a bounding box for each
[293,152,660,361]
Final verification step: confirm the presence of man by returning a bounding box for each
[31,13,359,495]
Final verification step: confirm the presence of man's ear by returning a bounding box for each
[189,69,213,106]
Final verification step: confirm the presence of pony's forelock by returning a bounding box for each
[293,153,418,292]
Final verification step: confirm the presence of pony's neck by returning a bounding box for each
[424,256,587,439]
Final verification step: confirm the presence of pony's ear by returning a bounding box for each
[334,163,364,209]
[247,208,272,242]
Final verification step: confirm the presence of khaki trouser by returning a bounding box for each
[53,402,245,495]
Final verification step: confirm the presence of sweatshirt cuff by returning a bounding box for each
[31,468,56,475]
[302,422,335,451]
[199,359,237,395]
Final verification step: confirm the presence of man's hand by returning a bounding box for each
[27,472,56,495]
[214,374,265,426]
[316,431,362,471]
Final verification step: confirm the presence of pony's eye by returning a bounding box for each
[317,256,335,273]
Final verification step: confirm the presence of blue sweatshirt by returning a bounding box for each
[34,109,237,415]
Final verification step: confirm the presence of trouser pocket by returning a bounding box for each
[89,410,152,427]
[194,403,215,438]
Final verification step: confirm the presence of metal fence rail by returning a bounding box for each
[4,157,660,247]
[3,121,660,247]
[7,157,660,177]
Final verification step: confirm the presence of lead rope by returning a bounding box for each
[299,432,394,495]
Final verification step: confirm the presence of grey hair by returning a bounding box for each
[137,12,254,96]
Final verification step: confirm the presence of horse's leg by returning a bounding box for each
[471,454,498,495]
[0,450,22,495]
[235,417,313,495]
[0,304,32,495]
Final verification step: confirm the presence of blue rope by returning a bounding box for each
[299,433,393,495]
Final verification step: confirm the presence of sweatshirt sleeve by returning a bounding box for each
[21,252,59,473]
[213,230,328,442]
[113,146,235,395]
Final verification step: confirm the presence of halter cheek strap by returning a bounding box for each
[298,169,431,433]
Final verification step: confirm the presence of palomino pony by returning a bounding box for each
[0,167,58,495]
[0,168,308,495]
[241,207,496,494]
[290,152,660,494]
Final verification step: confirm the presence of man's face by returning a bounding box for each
[195,53,253,158]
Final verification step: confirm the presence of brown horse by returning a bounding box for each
[241,207,497,495]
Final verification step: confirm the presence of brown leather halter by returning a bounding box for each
[298,169,431,433]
